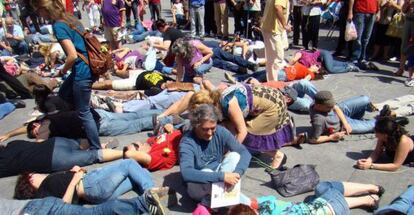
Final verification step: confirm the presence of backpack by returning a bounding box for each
[269,164,320,197]
[65,22,113,77]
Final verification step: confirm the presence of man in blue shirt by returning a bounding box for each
[0,17,29,55]
[179,104,252,207]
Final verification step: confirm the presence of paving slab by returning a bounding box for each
[0,3,414,215]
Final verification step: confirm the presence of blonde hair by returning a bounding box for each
[189,90,222,111]
[30,0,80,25]
[38,44,52,57]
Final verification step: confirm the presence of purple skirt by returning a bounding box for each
[244,123,294,152]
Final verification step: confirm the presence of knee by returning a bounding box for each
[225,152,240,164]
[359,95,370,105]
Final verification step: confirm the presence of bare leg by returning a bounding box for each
[396,54,407,76]
[342,182,379,196]
[268,150,285,169]
[92,80,113,90]
[345,195,379,209]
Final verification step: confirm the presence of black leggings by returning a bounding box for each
[302,15,321,50]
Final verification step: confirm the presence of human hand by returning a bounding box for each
[72,170,85,184]
[224,172,240,186]
[343,123,352,134]
[5,33,13,39]
[356,159,372,170]
[70,165,85,173]
[330,131,346,141]
[0,134,10,142]
[347,13,353,22]
[193,61,202,69]
[284,23,292,32]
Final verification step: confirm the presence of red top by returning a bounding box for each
[147,130,182,171]
[66,0,75,14]
[354,0,378,14]
[285,63,315,81]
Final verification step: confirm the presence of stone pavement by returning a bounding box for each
[1,3,414,214]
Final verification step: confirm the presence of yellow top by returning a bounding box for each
[261,0,289,34]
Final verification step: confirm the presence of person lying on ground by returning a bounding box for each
[0,137,122,178]
[290,49,362,74]
[92,70,174,97]
[32,84,72,115]
[309,91,378,144]
[14,159,176,206]
[202,40,259,74]
[0,108,180,142]
[356,116,414,172]
[225,181,385,215]
[0,194,166,215]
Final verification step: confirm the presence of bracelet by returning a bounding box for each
[369,164,374,169]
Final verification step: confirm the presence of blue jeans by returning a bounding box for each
[123,90,188,112]
[320,50,351,73]
[155,60,175,74]
[186,152,251,206]
[25,33,53,44]
[51,137,103,172]
[289,80,318,112]
[337,95,376,133]
[83,159,154,203]
[183,59,213,82]
[22,196,149,215]
[190,6,205,36]
[59,75,101,149]
[315,181,349,215]
[0,102,15,119]
[130,22,162,42]
[375,185,414,214]
[351,13,376,61]
[236,70,267,82]
[212,47,251,74]
[96,109,171,136]
[176,14,185,25]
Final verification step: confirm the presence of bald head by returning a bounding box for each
[5,17,14,27]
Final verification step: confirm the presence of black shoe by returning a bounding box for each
[104,97,116,112]
[265,154,288,173]
[376,185,385,197]
[237,67,248,74]
[145,189,166,215]
[368,62,380,71]
[379,105,391,117]
[248,63,259,72]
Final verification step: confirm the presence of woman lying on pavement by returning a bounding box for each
[356,116,414,172]
[14,159,175,205]
[0,137,122,178]
[226,181,385,215]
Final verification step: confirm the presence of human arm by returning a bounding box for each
[388,0,404,11]
[9,26,24,42]
[221,126,252,176]
[158,91,194,118]
[289,52,303,65]
[62,169,85,204]
[58,39,78,75]
[348,0,354,20]
[0,126,27,142]
[227,98,248,144]
[309,131,346,144]
[274,2,291,31]
[179,138,225,183]
[153,40,172,51]
[333,105,352,134]
[357,136,412,171]
[193,43,213,69]
[356,139,384,169]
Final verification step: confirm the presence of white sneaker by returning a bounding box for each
[404,78,414,87]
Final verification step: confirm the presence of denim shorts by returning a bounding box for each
[315,181,350,215]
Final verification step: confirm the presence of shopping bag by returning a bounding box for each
[345,21,357,41]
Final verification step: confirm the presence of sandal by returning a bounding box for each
[376,185,385,197]
[366,194,380,212]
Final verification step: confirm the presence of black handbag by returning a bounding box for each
[269,164,320,197]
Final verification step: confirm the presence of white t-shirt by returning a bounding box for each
[174,3,184,15]
[301,0,326,16]
[124,56,138,70]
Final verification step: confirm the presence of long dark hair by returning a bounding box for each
[375,117,409,151]
[14,173,37,199]
[32,84,52,113]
